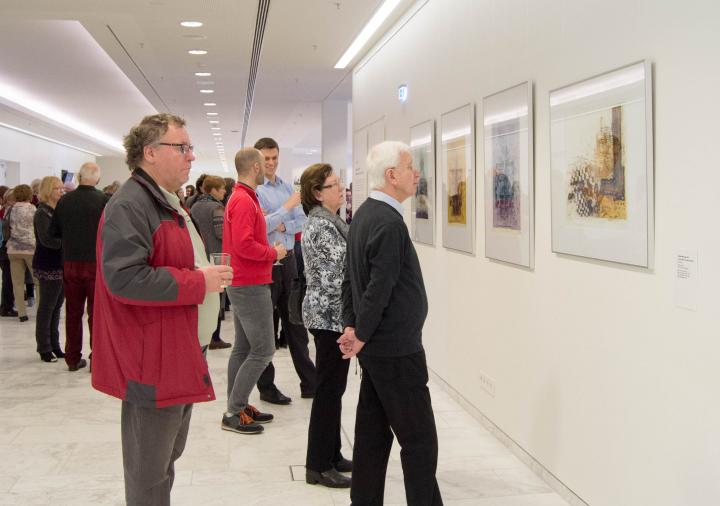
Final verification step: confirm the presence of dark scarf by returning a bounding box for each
[308,205,348,240]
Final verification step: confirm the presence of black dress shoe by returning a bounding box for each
[39,352,57,363]
[259,390,292,405]
[306,468,351,488]
[0,309,18,317]
[53,349,66,359]
[333,457,353,473]
[68,359,87,372]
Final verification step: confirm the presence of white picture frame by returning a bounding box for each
[550,60,654,267]
[410,119,436,246]
[441,103,475,254]
[483,82,534,268]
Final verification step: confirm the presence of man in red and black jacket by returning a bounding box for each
[92,113,232,505]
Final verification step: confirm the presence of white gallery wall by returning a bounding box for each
[352,1,720,505]
[0,126,95,185]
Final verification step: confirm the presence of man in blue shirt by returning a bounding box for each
[254,137,316,403]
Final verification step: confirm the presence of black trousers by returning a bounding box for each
[306,329,350,471]
[35,278,64,354]
[351,350,443,506]
[0,250,14,312]
[257,254,316,395]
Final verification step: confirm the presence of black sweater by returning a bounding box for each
[50,185,108,262]
[32,203,62,273]
[342,198,428,357]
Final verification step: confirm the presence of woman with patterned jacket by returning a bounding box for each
[6,184,36,322]
[300,163,352,489]
[33,176,65,362]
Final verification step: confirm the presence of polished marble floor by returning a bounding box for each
[0,304,570,506]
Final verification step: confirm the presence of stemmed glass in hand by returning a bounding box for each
[273,241,283,266]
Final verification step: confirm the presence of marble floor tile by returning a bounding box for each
[0,306,569,505]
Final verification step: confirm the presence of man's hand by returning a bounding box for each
[274,242,287,260]
[275,223,287,233]
[337,327,365,359]
[282,192,301,210]
[199,265,233,293]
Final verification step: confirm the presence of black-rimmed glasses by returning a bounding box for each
[156,143,194,155]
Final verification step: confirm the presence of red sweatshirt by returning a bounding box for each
[222,182,277,286]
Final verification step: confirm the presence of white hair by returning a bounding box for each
[366,141,411,191]
[78,162,101,185]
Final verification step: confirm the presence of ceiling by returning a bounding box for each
[0,0,414,173]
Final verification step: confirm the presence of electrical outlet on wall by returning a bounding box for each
[479,371,496,398]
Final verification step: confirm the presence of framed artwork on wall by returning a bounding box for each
[410,119,436,245]
[441,103,475,254]
[550,60,654,267]
[483,81,534,268]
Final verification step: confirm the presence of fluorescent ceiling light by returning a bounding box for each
[180,21,203,28]
[203,102,216,106]
[206,112,218,116]
[334,0,401,69]
[188,49,207,55]
[195,72,212,77]
[0,81,123,151]
[211,127,221,130]
[200,89,214,94]
[0,121,103,156]
[209,120,220,124]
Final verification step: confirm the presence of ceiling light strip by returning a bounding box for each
[0,121,103,156]
[334,0,402,69]
[105,25,168,112]
[241,0,271,147]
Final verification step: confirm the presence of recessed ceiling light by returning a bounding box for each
[199,89,214,94]
[195,72,212,77]
[209,120,220,124]
[213,133,222,136]
[180,21,203,28]
[188,49,207,55]
[197,81,214,85]
[206,112,218,116]
[211,127,221,130]
[203,102,216,106]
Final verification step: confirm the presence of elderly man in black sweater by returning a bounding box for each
[340,141,443,506]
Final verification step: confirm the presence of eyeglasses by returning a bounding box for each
[321,180,344,190]
[156,142,194,155]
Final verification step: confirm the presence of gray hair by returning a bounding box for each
[78,162,101,185]
[366,141,411,191]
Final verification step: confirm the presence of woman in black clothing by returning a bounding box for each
[300,164,352,488]
[33,176,65,362]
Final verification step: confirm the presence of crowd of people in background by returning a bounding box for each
[0,112,441,506]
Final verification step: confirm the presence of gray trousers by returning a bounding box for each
[121,401,193,506]
[226,284,275,414]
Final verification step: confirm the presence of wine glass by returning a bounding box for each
[273,241,283,266]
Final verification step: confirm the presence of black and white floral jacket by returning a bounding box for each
[301,206,348,333]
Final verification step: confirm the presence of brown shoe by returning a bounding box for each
[209,339,231,350]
